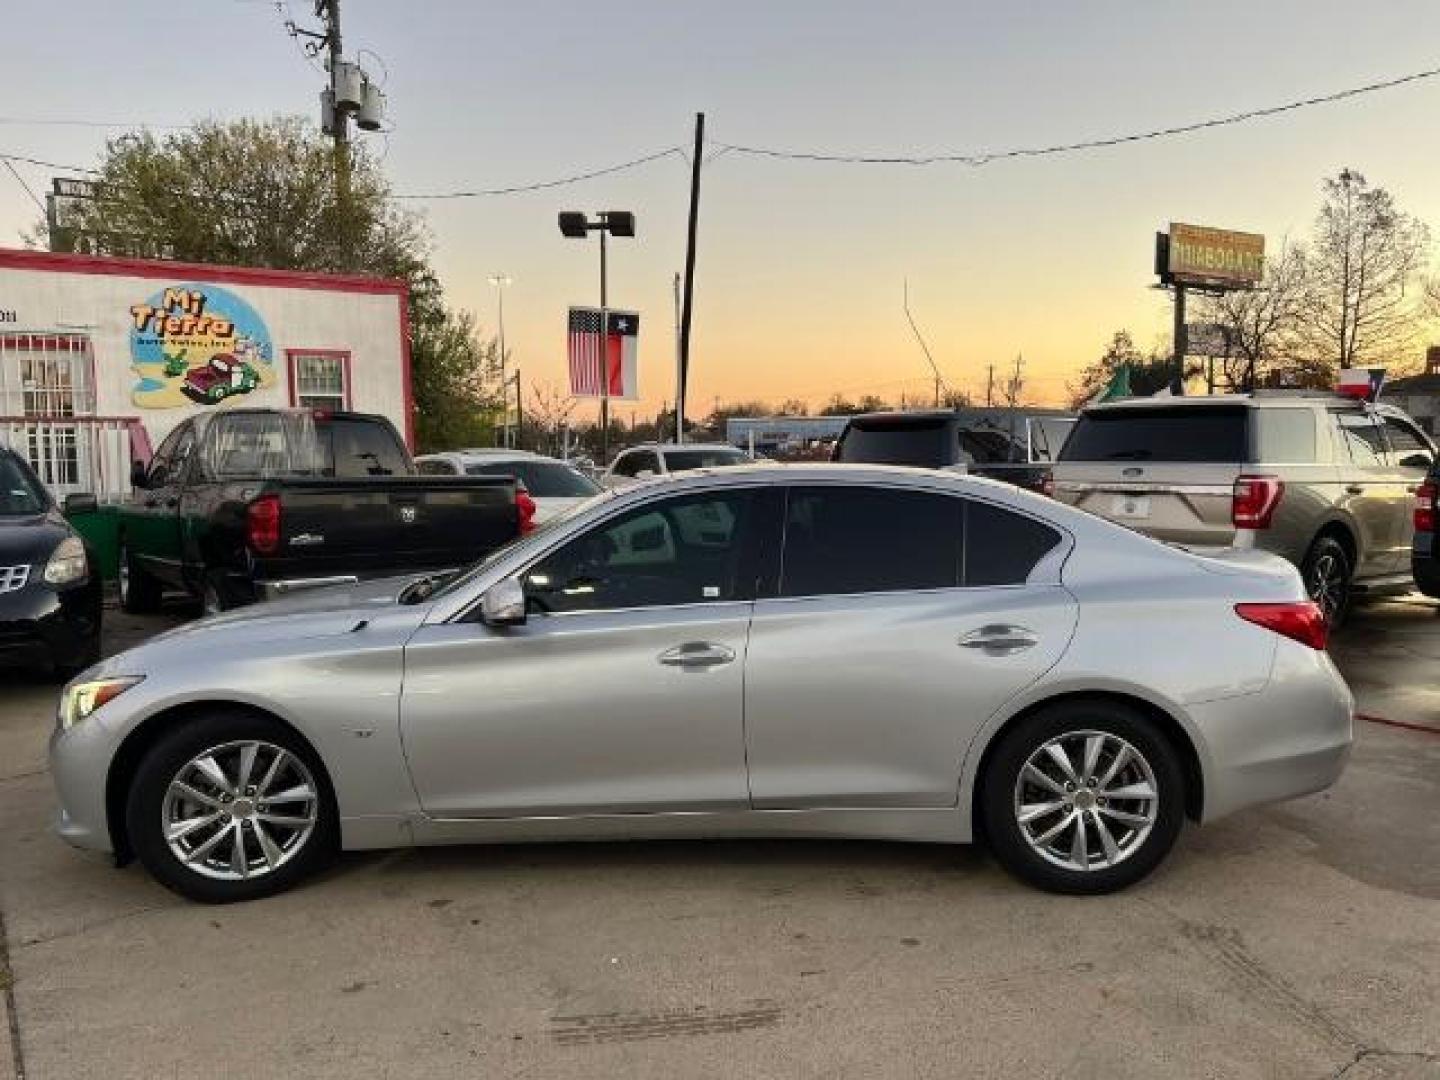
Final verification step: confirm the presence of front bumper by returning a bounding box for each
[1194,640,1354,823]
[0,576,101,672]
[49,700,127,855]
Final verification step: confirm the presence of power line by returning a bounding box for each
[0,152,96,175]
[0,117,185,130]
[2,159,45,213]
[392,147,685,199]
[709,64,1440,166]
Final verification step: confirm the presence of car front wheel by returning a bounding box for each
[118,542,162,614]
[980,700,1186,894]
[125,711,337,903]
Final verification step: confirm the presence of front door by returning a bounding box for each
[130,421,195,588]
[1381,414,1437,573]
[744,485,1077,808]
[400,486,774,818]
[1333,411,1405,578]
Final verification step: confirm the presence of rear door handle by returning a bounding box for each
[658,642,736,668]
[1345,485,1364,495]
[958,624,1039,655]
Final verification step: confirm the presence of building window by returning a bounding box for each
[0,333,95,489]
[288,350,350,410]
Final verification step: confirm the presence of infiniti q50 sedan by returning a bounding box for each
[50,465,1353,903]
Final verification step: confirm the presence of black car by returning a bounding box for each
[1413,458,1438,598]
[0,449,102,679]
[831,409,1076,491]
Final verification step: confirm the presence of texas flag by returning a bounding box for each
[1336,368,1385,401]
[567,307,639,400]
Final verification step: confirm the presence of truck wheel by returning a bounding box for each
[201,570,244,616]
[118,542,162,614]
[980,700,1186,895]
[1302,536,1352,627]
[125,710,338,903]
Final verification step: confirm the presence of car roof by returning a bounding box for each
[1082,392,1371,414]
[418,450,561,463]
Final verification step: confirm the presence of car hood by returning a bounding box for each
[0,511,72,565]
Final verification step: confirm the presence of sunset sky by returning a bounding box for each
[4,1,1440,421]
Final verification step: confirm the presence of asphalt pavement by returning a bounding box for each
[1,597,1437,1079]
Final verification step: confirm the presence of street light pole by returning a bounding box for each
[488,273,512,446]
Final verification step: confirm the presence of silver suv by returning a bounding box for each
[1049,393,1436,620]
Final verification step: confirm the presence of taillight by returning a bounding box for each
[516,489,537,535]
[1233,474,1284,530]
[246,493,282,555]
[1039,470,1055,498]
[1415,481,1437,534]
[1235,601,1328,650]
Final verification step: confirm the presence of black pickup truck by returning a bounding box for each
[117,408,531,614]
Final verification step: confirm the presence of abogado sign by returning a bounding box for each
[1159,223,1265,290]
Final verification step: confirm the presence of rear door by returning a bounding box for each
[1380,414,1438,572]
[743,484,1076,808]
[1052,405,1245,545]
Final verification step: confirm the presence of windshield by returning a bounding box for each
[834,418,954,466]
[420,488,615,603]
[466,460,600,497]
[664,448,750,471]
[0,453,49,515]
[1059,407,1248,463]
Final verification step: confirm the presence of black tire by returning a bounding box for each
[980,700,1186,895]
[1302,535,1353,627]
[118,541,162,614]
[125,710,338,903]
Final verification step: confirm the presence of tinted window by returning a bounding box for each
[468,460,600,496]
[1028,418,1076,463]
[834,418,955,466]
[781,486,960,597]
[612,450,659,478]
[1252,409,1317,463]
[322,418,412,478]
[524,490,757,613]
[0,452,48,515]
[146,423,188,485]
[664,447,749,472]
[1334,412,1386,467]
[417,459,457,475]
[1059,408,1247,462]
[1382,417,1434,470]
[964,501,1062,587]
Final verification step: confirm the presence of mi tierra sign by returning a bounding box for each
[1159,223,1265,289]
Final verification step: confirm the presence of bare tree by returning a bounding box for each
[1300,169,1430,373]
[525,382,578,456]
[1198,240,1309,391]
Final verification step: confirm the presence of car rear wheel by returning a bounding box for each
[125,711,338,903]
[1302,536,1352,626]
[118,542,162,614]
[980,700,1185,894]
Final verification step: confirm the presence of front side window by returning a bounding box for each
[524,490,759,613]
[290,351,350,410]
[1334,412,1387,467]
[146,422,190,486]
[1381,417,1433,471]
[780,486,961,597]
[0,452,49,515]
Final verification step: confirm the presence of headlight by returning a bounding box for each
[43,536,88,586]
[59,677,143,730]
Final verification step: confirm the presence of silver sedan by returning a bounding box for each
[50,465,1353,903]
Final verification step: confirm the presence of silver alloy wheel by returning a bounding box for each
[1013,729,1159,872]
[1309,552,1345,622]
[161,740,319,881]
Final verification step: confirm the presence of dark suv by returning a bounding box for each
[1050,393,1436,621]
[1413,458,1439,599]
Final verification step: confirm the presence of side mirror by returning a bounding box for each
[63,493,98,515]
[130,460,149,489]
[480,576,527,626]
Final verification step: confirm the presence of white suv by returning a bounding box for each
[415,450,599,524]
[602,443,752,489]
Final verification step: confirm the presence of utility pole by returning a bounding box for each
[678,113,705,442]
[673,272,684,443]
[489,274,512,445]
[513,368,523,448]
[1172,284,1188,394]
[986,364,995,407]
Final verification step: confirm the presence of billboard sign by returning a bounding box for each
[1162,223,1265,289]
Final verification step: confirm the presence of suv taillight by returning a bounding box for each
[1233,475,1284,530]
[1235,601,1328,650]
[1416,481,1437,534]
[516,488,537,535]
[246,493,282,555]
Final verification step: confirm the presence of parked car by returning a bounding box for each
[416,449,600,525]
[1412,457,1439,598]
[601,442,751,488]
[117,409,531,615]
[52,464,1351,903]
[832,410,1075,491]
[0,448,102,679]
[1049,393,1436,622]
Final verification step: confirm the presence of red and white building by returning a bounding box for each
[0,248,411,498]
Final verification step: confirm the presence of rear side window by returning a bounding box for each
[781,486,960,597]
[1381,417,1434,470]
[1252,409,1318,463]
[834,418,955,467]
[964,502,1061,587]
[1059,408,1247,463]
[321,419,412,478]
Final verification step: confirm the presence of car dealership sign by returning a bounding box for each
[1157,223,1265,290]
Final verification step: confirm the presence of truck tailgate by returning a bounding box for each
[258,477,517,579]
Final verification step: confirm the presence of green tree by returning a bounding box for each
[1068,330,1187,407]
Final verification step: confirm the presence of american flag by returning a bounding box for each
[568,307,639,399]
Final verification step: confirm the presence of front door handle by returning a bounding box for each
[958,624,1039,655]
[1345,485,1364,495]
[658,642,736,668]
